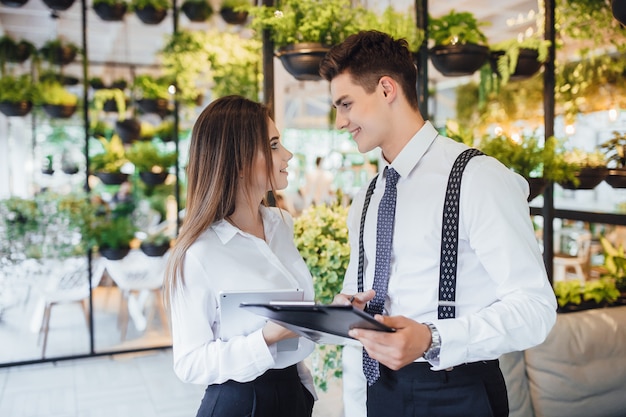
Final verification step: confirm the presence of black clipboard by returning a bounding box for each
[240,302,395,345]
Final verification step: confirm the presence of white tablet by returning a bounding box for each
[218,288,305,351]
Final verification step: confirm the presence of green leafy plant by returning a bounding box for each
[361,6,425,53]
[0,74,41,103]
[490,37,551,85]
[600,131,626,168]
[132,74,170,100]
[428,9,489,46]
[38,38,80,66]
[599,236,626,293]
[0,35,35,75]
[294,200,349,392]
[478,133,577,183]
[93,0,127,6]
[89,135,128,173]
[126,140,177,173]
[38,80,78,106]
[553,278,620,308]
[142,230,171,246]
[92,215,137,250]
[93,88,127,120]
[247,0,367,49]
[129,0,169,11]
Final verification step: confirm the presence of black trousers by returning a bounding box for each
[367,360,509,417]
[195,365,314,417]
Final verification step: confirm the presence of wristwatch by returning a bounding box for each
[422,322,441,362]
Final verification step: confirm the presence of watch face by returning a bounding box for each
[424,347,440,361]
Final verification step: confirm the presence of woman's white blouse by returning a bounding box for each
[170,206,316,395]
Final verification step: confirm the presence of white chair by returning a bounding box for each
[553,232,592,283]
[36,257,105,358]
[103,250,169,341]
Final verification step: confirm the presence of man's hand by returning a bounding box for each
[333,289,375,310]
[348,315,432,370]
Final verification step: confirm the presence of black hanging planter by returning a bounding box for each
[612,0,626,26]
[139,171,169,186]
[560,167,609,190]
[39,45,78,66]
[491,48,543,81]
[42,104,77,119]
[3,40,35,63]
[95,171,129,185]
[429,43,490,77]
[276,43,331,82]
[140,242,170,257]
[219,6,247,25]
[135,6,168,24]
[42,0,75,11]
[526,177,548,202]
[62,165,79,175]
[93,2,127,21]
[115,118,141,143]
[137,98,169,116]
[181,0,213,22]
[0,100,33,117]
[0,0,29,7]
[99,246,131,261]
[604,168,626,188]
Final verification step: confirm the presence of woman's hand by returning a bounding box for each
[262,320,298,346]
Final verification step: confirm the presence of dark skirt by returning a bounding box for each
[196,365,314,417]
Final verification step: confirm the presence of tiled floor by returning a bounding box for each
[0,349,344,417]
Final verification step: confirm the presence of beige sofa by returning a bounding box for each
[500,305,626,417]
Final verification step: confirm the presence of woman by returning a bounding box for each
[164,96,316,417]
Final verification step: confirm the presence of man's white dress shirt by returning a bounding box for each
[342,122,557,415]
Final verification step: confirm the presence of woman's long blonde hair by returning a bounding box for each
[164,96,275,303]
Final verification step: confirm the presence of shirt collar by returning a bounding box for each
[384,120,439,179]
[212,206,279,245]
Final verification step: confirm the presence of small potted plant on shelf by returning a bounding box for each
[89,134,130,185]
[181,0,213,22]
[126,140,177,186]
[558,148,609,190]
[38,79,79,119]
[130,0,170,25]
[0,74,41,117]
[553,278,621,313]
[38,38,79,66]
[600,131,626,188]
[247,0,366,81]
[428,9,490,77]
[139,231,171,257]
[93,0,128,21]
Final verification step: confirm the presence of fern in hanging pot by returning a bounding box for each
[293,198,349,391]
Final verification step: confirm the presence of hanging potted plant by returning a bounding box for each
[478,133,577,201]
[0,74,41,117]
[0,36,35,72]
[361,6,425,55]
[126,140,177,186]
[139,231,171,257]
[489,37,551,84]
[93,87,128,114]
[132,74,171,117]
[247,0,366,81]
[181,0,213,22]
[219,0,249,25]
[38,80,79,119]
[42,0,75,11]
[428,9,490,77]
[130,0,170,25]
[0,0,29,7]
[600,131,626,188]
[89,135,130,185]
[93,0,128,21]
[38,38,79,66]
[558,148,609,190]
[92,215,137,260]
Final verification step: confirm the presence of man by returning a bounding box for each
[319,31,557,417]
